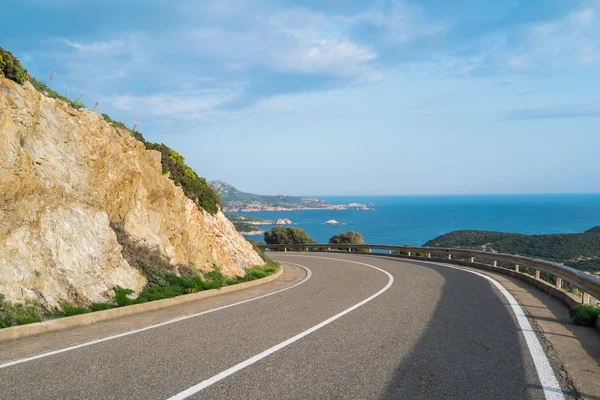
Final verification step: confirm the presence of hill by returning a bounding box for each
[0,46,263,308]
[424,227,600,273]
[224,214,294,235]
[210,180,346,212]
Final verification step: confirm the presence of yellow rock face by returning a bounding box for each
[0,78,263,307]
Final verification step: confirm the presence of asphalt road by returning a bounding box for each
[0,253,564,399]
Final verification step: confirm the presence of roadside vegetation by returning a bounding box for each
[264,226,316,247]
[0,226,278,329]
[329,231,368,252]
[570,305,600,327]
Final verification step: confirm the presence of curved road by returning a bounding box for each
[0,253,566,399]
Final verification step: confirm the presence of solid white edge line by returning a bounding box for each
[362,254,563,400]
[0,263,312,370]
[433,263,564,400]
[165,255,394,400]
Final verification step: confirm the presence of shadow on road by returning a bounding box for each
[376,259,540,400]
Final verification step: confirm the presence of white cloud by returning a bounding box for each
[168,11,380,81]
[62,39,126,54]
[340,2,449,44]
[110,89,239,120]
[504,5,600,70]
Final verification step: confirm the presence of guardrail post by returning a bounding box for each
[448,254,452,260]
[515,264,520,272]
[327,247,331,251]
[493,260,498,267]
[427,253,431,258]
[408,251,412,256]
[388,250,392,255]
[305,247,308,252]
[555,277,562,289]
[348,248,351,252]
[368,248,372,253]
[470,256,475,263]
[582,292,590,304]
[535,270,540,280]
[284,247,287,253]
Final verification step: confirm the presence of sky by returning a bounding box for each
[2,0,600,195]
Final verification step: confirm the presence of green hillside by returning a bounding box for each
[424,227,600,272]
[210,180,341,212]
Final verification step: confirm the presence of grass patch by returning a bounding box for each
[106,223,279,304]
[0,295,43,328]
[0,296,91,328]
[55,303,90,317]
[0,228,278,329]
[29,77,85,109]
[570,305,600,327]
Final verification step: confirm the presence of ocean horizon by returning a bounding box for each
[240,194,600,245]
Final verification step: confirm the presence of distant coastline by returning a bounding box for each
[210,180,378,212]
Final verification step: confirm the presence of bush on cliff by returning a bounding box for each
[264,226,316,246]
[0,46,30,84]
[145,143,221,214]
[101,113,146,143]
[100,117,220,214]
[30,77,85,109]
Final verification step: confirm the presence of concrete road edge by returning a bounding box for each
[0,266,284,343]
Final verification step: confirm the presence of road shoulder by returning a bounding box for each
[0,263,306,364]
[459,266,600,400]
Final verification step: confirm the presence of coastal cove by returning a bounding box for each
[240,194,600,245]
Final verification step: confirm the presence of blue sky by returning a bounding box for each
[2,0,599,195]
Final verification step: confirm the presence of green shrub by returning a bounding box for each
[570,305,600,327]
[329,231,368,252]
[0,295,42,328]
[204,266,225,286]
[91,302,114,312]
[145,143,221,214]
[58,303,90,317]
[264,226,316,246]
[0,46,30,84]
[101,114,147,143]
[29,77,85,109]
[113,286,136,307]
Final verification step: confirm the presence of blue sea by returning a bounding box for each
[241,194,600,245]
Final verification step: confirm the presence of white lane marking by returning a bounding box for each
[0,264,311,370]
[435,263,564,400]
[360,254,564,400]
[166,256,394,400]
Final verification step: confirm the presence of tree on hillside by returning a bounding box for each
[264,227,316,246]
[329,231,368,252]
[329,231,365,245]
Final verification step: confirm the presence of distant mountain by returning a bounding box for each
[224,214,294,235]
[209,181,346,212]
[424,228,600,273]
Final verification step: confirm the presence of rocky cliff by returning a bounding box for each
[0,77,263,307]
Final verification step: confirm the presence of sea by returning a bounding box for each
[240,194,600,245]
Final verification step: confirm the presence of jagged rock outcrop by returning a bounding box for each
[0,78,263,307]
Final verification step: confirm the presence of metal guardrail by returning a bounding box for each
[257,243,600,304]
